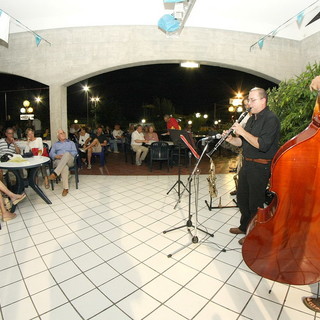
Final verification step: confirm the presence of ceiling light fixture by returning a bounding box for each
[180,61,200,68]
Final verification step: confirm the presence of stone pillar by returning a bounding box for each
[49,84,67,143]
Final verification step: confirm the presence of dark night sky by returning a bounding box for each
[1,64,277,125]
[67,64,277,120]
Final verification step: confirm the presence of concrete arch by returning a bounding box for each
[65,60,281,89]
[0,25,318,137]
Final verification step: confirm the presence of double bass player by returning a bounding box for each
[223,87,280,245]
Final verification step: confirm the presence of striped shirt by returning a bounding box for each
[0,138,17,157]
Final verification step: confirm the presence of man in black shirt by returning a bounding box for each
[225,87,280,245]
[83,126,108,169]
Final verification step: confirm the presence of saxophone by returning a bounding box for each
[207,157,218,198]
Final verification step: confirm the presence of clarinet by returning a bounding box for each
[207,107,252,157]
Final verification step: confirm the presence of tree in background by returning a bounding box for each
[267,63,320,145]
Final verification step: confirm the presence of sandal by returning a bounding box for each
[12,193,26,205]
[2,213,17,222]
[303,297,320,312]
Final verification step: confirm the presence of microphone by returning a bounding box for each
[201,134,222,142]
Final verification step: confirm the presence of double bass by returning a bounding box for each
[242,93,320,285]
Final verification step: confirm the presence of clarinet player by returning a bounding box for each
[223,87,280,245]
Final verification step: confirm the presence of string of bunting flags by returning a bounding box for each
[0,9,51,48]
[250,0,319,51]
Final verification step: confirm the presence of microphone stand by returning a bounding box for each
[163,139,214,258]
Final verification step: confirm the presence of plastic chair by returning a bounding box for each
[51,153,80,190]
[124,134,136,164]
[149,141,170,172]
[92,145,107,167]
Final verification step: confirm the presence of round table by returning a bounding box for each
[0,156,52,211]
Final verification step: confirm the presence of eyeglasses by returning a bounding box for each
[6,132,14,134]
[248,98,262,103]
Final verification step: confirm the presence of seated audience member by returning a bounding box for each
[110,124,124,153]
[131,125,149,166]
[0,127,21,183]
[83,126,108,169]
[163,114,181,133]
[127,124,135,135]
[78,126,91,166]
[0,180,26,221]
[144,125,159,142]
[48,129,78,196]
[0,127,21,156]
[69,124,79,144]
[24,128,49,189]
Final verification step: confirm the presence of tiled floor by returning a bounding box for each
[0,173,319,320]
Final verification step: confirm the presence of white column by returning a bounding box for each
[49,84,67,143]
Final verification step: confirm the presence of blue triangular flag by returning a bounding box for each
[35,35,42,46]
[258,39,264,49]
[296,12,304,27]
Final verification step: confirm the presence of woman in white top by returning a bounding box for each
[78,126,91,166]
[25,128,49,189]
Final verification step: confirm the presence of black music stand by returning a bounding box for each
[166,130,191,197]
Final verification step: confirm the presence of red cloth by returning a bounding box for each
[166,117,181,130]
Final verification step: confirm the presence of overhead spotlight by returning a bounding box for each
[180,61,200,68]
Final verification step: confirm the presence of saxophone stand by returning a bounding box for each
[205,164,238,210]
[163,139,214,258]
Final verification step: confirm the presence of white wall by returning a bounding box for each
[0,25,318,138]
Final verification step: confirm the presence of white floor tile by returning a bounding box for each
[164,262,200,286]
[0,280,29,306]
[71,289,112,319]
[31,285,68,314]
[24,270,56,295]
[123,263,159,287]
[19,257,48,278]
[212,284,252,314]
[99,275,138,303]
[85,262,119,286]
[242,295,283,320]
[50,260,81,283]
[107,252,141,274]
[40,303,83,320]
[142,275,182,303]
[194,301,239,319]
[0,253,17,270]
[116,289,160,320]
[42,249,70,268]
[145,305,187,320]
[89,306,131,320]
[165,287,208,319]
[2,297,38,320]
[73,251,104,272]
[59,274,95,300]
[185,272,224,299]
